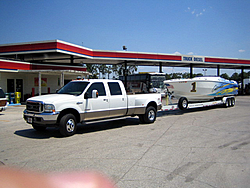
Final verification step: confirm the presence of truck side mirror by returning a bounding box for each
[92,90,98,98]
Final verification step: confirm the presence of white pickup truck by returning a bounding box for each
[23,79,162,136]
[0,87,7,112]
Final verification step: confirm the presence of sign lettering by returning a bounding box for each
[183,56,204,62]
[194,57,203,62]
[183,57,193,61]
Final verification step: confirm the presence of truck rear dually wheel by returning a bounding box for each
[140,106,156,124]
[59,114,77,136]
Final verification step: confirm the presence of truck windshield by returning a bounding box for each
[57,81,89,95]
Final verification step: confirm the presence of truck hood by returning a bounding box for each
[27,94,78,104]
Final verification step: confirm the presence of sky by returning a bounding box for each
[0,0,250,76]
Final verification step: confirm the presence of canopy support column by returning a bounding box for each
[159,62,163,73]
[60,72,65,87]
[70,55,74,64]
[241,67,244,94]
[124,61,128,91]
[217,65,220,76]
[38,72,42,96]
[190,64,193,78]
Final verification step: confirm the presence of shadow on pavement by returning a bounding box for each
[157,105,225,117]
[14,106,225,139]
[14,118,140,139]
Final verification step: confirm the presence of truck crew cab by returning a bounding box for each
[23,79,162,136]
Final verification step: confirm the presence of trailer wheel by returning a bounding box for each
[59,114,77,136]
[178,97,188,110]
[225,98,231,108]
[140,106,156,124]
[230,97,235,107]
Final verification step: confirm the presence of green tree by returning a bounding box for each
[106,65,113,79]
[98,64,108,78]
[220,73,230,80]
[193,73,203,77]
[165,73,171,80]
[230,72,240,81]
[182,72,190,78]
[111,65,120,78]
[248,71,250,77]
[239,72,248,79]
[85,64,99,78]
[170,73,182,79]
[113,64,138,77]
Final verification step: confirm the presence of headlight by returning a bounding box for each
[44,104,55,113]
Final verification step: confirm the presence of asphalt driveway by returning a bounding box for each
[0,96,250,187]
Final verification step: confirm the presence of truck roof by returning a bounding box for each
[71,79,122,83]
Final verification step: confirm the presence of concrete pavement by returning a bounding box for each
[0,96,250,187]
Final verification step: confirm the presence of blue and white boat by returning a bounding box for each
[164,77,238,102]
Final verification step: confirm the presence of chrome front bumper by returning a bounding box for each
[23,110,59,125]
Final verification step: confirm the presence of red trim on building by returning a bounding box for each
[93,51,182,61]
[157,54,182,61]
[0,60,30,70]
[57,42,93,57]
[205,57,250,65]
[0,41,182,61]
[0,42,57,53]
[0,60,87,71]
[0,40,249,66]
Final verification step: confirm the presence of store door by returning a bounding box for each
[7,79,14,93]
[16,79,23,102]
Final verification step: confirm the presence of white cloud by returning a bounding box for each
[196,13,202,17]
[174,51,181,55]
[187,52,194,55]
[186,7,210,17]
[239,49,245,53]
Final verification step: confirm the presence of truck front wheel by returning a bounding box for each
[59,114,77,136]
[140,106,156,124]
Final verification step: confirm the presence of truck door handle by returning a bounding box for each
[103,99,108,102]
[76,102,83,105]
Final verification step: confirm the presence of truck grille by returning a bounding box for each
[26,101,43,112]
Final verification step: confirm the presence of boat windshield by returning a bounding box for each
[150,76,166,89]
[57,81,89,95]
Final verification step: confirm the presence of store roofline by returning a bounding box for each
[0,39,249,69]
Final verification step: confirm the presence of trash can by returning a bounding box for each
[6,93,15,104]
[15,92,21,104]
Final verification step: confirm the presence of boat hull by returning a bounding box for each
[164,77,238,102]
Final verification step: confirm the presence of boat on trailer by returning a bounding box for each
[164,77,238,110]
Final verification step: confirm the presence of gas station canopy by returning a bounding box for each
[0,40,250,70]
